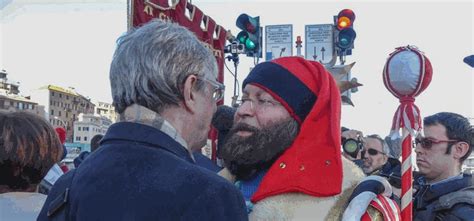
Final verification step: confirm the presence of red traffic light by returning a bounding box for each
[337,9,356,30]
[236,13,257,34]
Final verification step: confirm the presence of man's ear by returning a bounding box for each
[182,75,198,113]
[453,141,469,160]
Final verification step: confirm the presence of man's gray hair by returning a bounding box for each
[110,19,218,114]
[367,134,391,156]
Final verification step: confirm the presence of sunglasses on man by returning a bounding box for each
[362,148,386,157]
[414,137,459,149]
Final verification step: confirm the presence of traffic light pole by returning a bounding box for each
[226,53,240,107]
[339,51,346,65]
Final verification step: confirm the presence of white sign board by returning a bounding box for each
[305,24,334,63]
[265,24,293,61]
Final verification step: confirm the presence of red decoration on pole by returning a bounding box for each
[383,45,432,221]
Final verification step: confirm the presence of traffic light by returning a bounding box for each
[236,13,262,58]
[334,9,356,55]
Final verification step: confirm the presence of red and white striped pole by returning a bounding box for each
[400,129,413,220]
[383,45,433,221]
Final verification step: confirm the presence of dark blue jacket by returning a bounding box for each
[73,151,90,168]
[37,122,248,221]
[193,152,222,173]
[413,174,474,221]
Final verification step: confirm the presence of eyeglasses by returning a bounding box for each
[235,97,281,111]
[362,148,385,156]
[198,77,225,102]
[414,137,459,149]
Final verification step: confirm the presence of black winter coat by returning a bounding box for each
[37,122,248,221]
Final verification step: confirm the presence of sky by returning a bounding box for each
[1,0,473,136]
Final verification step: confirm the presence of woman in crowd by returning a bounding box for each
[0,111,63,220]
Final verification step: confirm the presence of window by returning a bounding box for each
[51,92,55,97]
[51,110,54,115]
[50,100,53,106]
[66,112,68,118]
[59,94,62,98]
[58,111,61,117]
[84,136,87,141]
[76,136,81,141]
[78,127,81,131]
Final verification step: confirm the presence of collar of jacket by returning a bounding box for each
[118,104,194,162]
[419,174,472,204]
[101,121,195,164]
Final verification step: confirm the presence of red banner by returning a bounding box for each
[130,0,227,83]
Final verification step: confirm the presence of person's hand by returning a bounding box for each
[342,151,359,161]
[342,129,363,140]
[341,129,364,160]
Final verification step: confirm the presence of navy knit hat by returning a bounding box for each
[242,60,317,124]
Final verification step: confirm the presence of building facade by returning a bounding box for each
[0,70,44,116]
[73,113,112,150]
[32,85,95,142]
[95,101,119,123]
[463,153,474,174]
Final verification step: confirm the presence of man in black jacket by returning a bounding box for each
[37,19,247,221]
[413,112,474,220]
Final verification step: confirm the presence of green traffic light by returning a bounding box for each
[337,28,356,49]
[339,38,350,47]
[237,31,249,44]
[235,14,262,58]
[238,36,246,44]
[245,39,256,49]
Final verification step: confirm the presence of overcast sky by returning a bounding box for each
[1,0,473,135]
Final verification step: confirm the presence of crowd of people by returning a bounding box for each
[1,19,473,221]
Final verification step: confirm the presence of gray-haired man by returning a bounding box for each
[362,134,391,175]
[38,19,248,221]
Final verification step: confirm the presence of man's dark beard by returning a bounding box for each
[220,118,299,181]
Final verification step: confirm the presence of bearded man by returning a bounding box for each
[219,56,400,220]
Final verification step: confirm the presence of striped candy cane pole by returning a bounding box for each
[383,45,432,221]
[400,129,413,221]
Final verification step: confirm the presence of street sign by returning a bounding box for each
[265,24,293,61]
[305,24,334,64]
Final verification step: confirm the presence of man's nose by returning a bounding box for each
[236,101,254,118]
[414,143,423,155]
